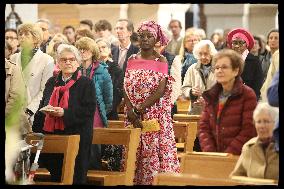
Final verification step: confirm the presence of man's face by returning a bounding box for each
[115,21,132,41]
[36,21,50,43]
[96,29,111,38]
[5,31,19,50]
[63,28,76,43]
[169,21,181,36]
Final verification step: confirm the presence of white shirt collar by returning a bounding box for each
[119,42,131,51]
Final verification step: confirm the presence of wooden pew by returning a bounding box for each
[180,152,239,179]
[87,128,141,186]
[176,99,190,114]
[153,173,243,186]
[173,122,197,160]
[108,120,124,128]
[117,114,124,121]
[231,176,278,185]
[173,114,201,124]
[26,134,80,185]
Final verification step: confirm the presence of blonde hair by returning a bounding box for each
[47,33,68,58]
[17,23,43,47]
[178,28,200,61]
[75,37,100,61]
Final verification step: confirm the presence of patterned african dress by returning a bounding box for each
[123,57,180,185]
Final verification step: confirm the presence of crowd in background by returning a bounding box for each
[5,16,279,185]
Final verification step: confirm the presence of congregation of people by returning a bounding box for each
[5,16,279,185]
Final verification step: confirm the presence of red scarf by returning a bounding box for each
[43,71,82,132]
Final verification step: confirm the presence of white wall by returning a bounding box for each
[5,4,38,24]
[157,4,191,37]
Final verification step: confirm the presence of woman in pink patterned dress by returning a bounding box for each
[123,21,180,185]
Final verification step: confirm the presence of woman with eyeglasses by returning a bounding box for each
[230,102,279,180]
[227,28,263,100]
[198,49,257,155]
[75,37,113,171]
[32,44,97,184]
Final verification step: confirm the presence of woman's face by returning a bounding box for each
[184,34,199,53]
[250,39,260,55]
[18,30,35,47]
[198,45,211,65]
[78,48,93,61]
[268,32,279,51]
[97,40,111,59]
[214,56,239,85]
[254,110,275,140]
[231,37,247,54]
[138,30,156,50]
[58,51,79,75]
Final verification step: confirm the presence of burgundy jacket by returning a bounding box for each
[199,77,257,155]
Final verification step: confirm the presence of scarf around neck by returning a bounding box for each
[43,70,82,132]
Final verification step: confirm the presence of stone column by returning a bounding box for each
[120,4,129,19]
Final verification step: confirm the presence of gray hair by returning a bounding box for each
[37,18,51,29]
[56,44,82,65]
[193,39,217,60]
[95,38,111,49]
[253,102,279,123]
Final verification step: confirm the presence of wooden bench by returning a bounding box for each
[172,122,197,160]
[173,114,201,124]
[153,173,243,186]
[176,99,190,114]
[87,128,141,186]
[26,134,80,185]
[180,152,239,179]
[118,114,124,121]
[108,120,124,128]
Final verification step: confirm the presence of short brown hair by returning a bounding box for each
[168,19,182,29]
[117,19,134,32]
[75,28,95,40]
[212,49,244,76]
[80,19,93,30]
[94,20,112,32]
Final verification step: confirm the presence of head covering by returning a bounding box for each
[227,28,254,50]
[137,20,169,46]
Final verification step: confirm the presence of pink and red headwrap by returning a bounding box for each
[227,28,254,50]
[137,20,169,46]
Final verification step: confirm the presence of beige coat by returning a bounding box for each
[165,36,183,56]
[5,59,26,116]
[5,58,31,134]
[181,61,216,113]
[10,49,54,119]
[260,50,279,102]
[231,137,279,180]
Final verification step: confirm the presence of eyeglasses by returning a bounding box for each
[40,27,48,32]
[79,48,89,52]
[59,57,77,63]
[5,36,18,40]
[212,65,232,72]
[255,120,274,125]
[232,40,246,46]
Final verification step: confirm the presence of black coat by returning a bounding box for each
[106,60,124,120]
[241,53,263,100]
[111,43,139,76]
[32,70,96,184]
